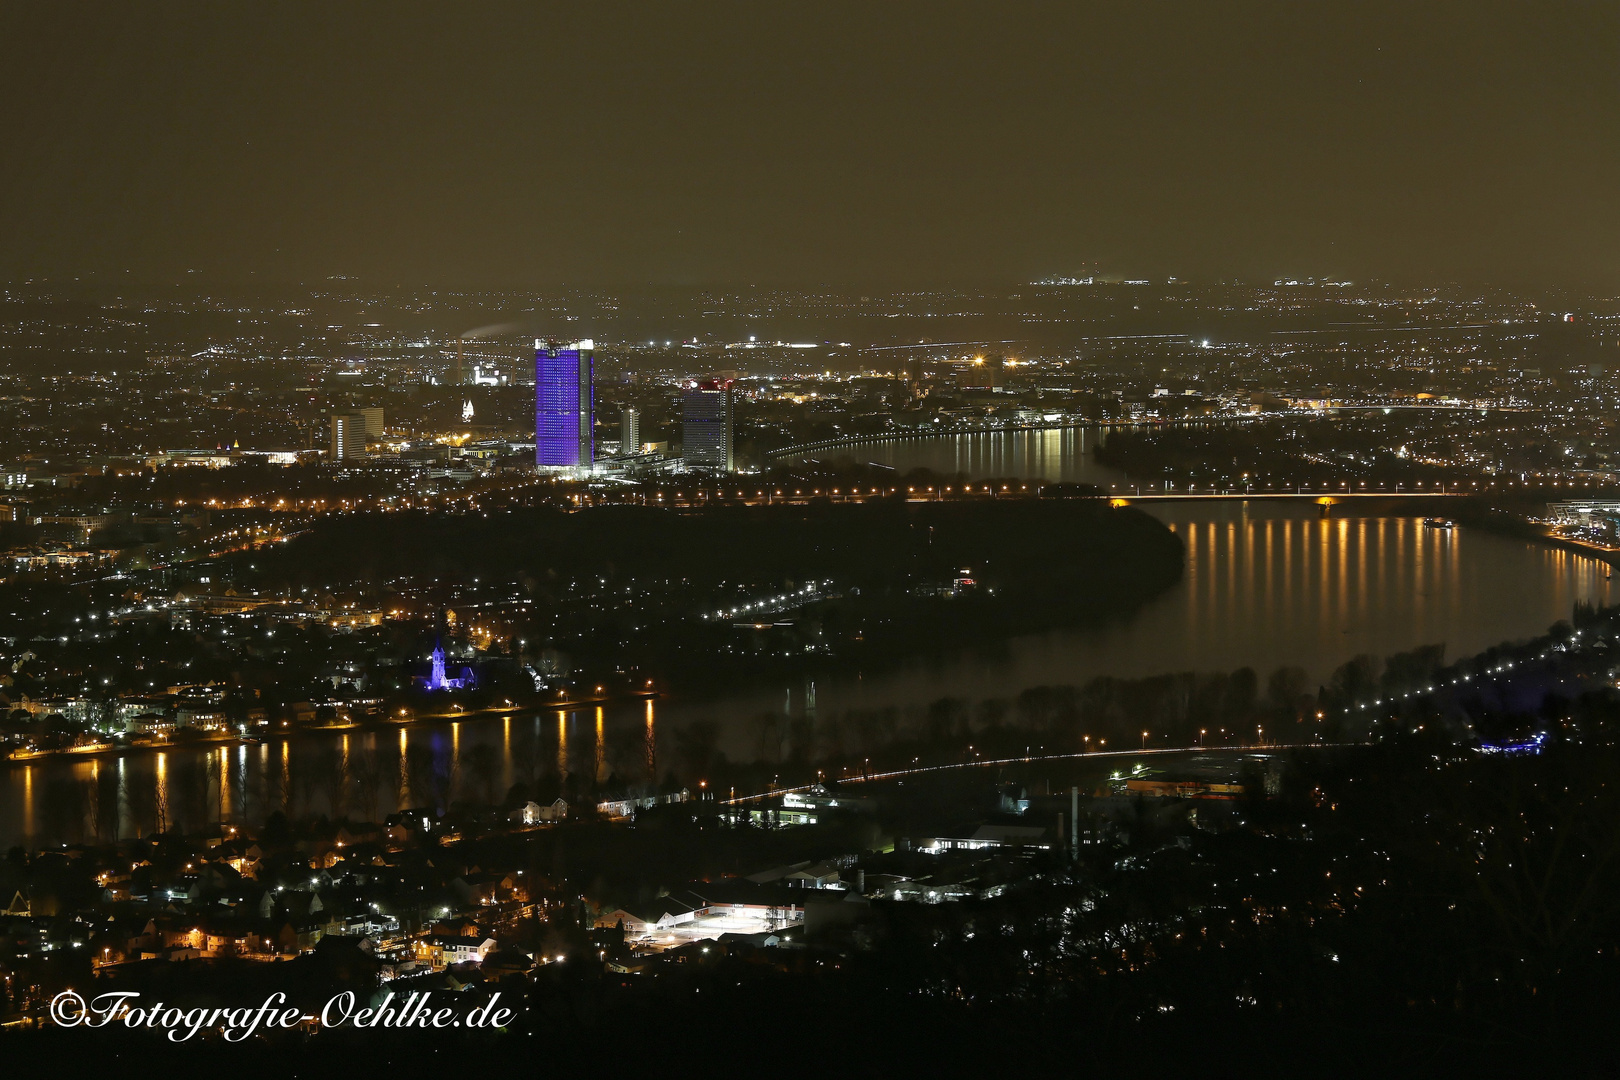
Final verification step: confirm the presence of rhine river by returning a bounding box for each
[2,428,1612,847]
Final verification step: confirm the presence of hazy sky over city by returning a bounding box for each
[2,2,1616,289]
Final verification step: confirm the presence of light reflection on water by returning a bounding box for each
[3,428,1614,847]
[801,426,1124,487]
[3,705,665,849]
[667,503,1613,737]
[5,504,1608,849]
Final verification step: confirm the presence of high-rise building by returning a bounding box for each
[682,380,733,472]
[535,339,595,472]
[358,407,385,439]
[330,412,368,460]
[620,407,641,456]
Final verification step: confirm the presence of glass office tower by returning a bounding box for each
[535,339,594,472]
[682,380,733,472]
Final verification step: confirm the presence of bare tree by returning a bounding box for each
[816,711,845,762]
[1266,665,1312,718]
[406,744,449,814]
[674,720,720,781]
[250,761,291,824]
[604,726,644,787]
[173,758,210,833]
[123,770,157,838]
[87,768,119,842]
[352,758,383,823]
[38,776,86,845]
[510,736,539,793]
[204,753,227,826]
[315,755,350,819]
[464,743,499,806]
[749,711,783,764]
[383,756,405,819]
[154,774,170,835]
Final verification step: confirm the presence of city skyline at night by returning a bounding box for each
[0,3,1617,1073]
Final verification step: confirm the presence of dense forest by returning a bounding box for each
[235,497,1186,687]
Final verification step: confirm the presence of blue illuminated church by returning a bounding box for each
[424,643,476,691]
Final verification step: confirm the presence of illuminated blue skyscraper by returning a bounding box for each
[535,339,594,472]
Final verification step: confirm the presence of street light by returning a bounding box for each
[1141,730,1148,750]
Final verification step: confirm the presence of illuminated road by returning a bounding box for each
[767,412,1530,461]
[723,741,1356,804]
[1105,491,1464,501]
[560,488,1474,510]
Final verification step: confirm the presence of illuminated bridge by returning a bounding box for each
[723,741,1357,805]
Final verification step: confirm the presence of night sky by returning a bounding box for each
[1,2,1615,288]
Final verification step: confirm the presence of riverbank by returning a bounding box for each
[2,691,662,766]
[1434,497,1620,568]
[2,499,1611,852]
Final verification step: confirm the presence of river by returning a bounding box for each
[2,428,1611,847]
